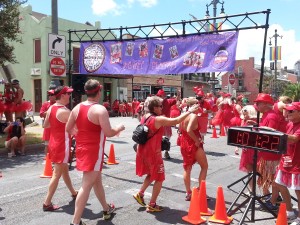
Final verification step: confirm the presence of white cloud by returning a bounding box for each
[236,24,300,69]
[137,0,158,8]
[91,0,121,16]
[92,0,157,16]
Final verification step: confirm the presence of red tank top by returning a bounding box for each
[48,105,70,163]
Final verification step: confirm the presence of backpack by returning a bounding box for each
[132,115,155,144]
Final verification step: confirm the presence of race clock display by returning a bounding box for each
[227,126,288,153]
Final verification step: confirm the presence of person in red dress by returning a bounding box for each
[112,99,120,116]
[238,105,258,192]
[42,86,77,212]
[12,79,29,118]
[66,79,125,224]
[132,98,139,118]
[248,93,281,210]
[273,95,292,133]
[275,102,300,223]
[3,83,14,122]
[170,100,181,118]
[178,97,208,201]
[195,90,212,141]
[219,93,234,134]
[156,89,180,159]
[230,95,243,155]
[133,96,199,212]
[39,89,56,157]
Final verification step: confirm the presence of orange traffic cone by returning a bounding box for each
[107,144,119,165]
[40,153,53,178]
[220,124,226,136]
[199,181,213,216]
[211,126,219,138]
[276,203,288,225]
[182,187,206,225]
[209,186,233,224]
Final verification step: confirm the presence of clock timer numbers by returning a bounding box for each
[270,136,280,150]
[236,131,249,146]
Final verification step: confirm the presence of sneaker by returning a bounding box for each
[164,151,171,159]
[287,212,297,223]
[259,200,278,211]
[71,191,78,201]
[146,203,164,212]
[291,218,300,225]
[70,220,86,225]
[133,193,146,206]
[185,192,191,201]
[43,203,60,212]
[103,203,115,220]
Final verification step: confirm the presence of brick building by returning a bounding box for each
[222,57,298,104]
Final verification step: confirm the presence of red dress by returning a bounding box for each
[75,103,106,171]
[136,116,165,182]
[40,101,54,141]
[170,104,180,118]
[48,105,70,163]
[230,104,242,127]
[179,128,203,170]
[222,103,234,127]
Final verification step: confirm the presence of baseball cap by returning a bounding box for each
[156,89,165,97]
[254,93,274,105]
[285,102,300,111]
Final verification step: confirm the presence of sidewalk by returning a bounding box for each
[0,114,44,155]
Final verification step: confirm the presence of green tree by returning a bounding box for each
[0,0,27,66]
[283,83,300,101]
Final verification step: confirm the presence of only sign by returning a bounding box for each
[228,73,235,85]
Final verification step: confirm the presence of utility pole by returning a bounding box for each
[205,0,225,94]
[51,0,58,34]
[269,29,282,98]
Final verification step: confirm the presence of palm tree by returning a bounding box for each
[283,83,300,101]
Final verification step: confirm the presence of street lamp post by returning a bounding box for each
[269,29,282,98]
[205,0,225,94]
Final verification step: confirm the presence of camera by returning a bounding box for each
[161,136,171,151]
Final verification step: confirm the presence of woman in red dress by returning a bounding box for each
[133,96,199,212]
[238,105,258,192]
[178,97,208,201]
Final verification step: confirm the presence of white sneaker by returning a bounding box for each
[287,212,297,223]
[291,218,300,225]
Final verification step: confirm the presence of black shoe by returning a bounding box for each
[164,151,171,159]
[70,220,86,225]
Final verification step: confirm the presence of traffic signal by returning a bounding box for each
[71,75,87,94]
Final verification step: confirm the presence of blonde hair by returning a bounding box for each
[279,96,292,104]
[186,97,198,106]
[240,105,257,119]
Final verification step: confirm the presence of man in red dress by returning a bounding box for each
[42,86,77,212]
[66,79,125,225]
[156,89,180,159]
[39,89,56,157]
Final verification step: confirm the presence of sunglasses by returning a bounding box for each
[287,110,296,113]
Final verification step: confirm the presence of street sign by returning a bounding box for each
[208,79,219,84]
[48,33,66,57]
[50,57,66,77]
[228,73,235,85]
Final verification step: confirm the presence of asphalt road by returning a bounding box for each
[0,116,296,225]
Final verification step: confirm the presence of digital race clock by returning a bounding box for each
[227,126,288,154]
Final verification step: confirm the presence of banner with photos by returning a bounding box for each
[79,31,238,75]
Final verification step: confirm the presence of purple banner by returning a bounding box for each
[79,32,238,75]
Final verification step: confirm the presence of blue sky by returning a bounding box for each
[26,0,300,69]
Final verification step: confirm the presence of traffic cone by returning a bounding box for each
[107,144,119,165]
[211,126,219,138]
[199,181,213,216]
[209,186,233,224]
[220,124,226,136]
[276,203,288,225]
[40,153,53,178]
[182,187,206,225]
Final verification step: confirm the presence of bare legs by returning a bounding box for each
[72,171,110,224]
[183,147,208,193]
[44,163,77,206]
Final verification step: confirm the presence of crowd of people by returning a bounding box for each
[1,78,300,225]
[0,79,32,157]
